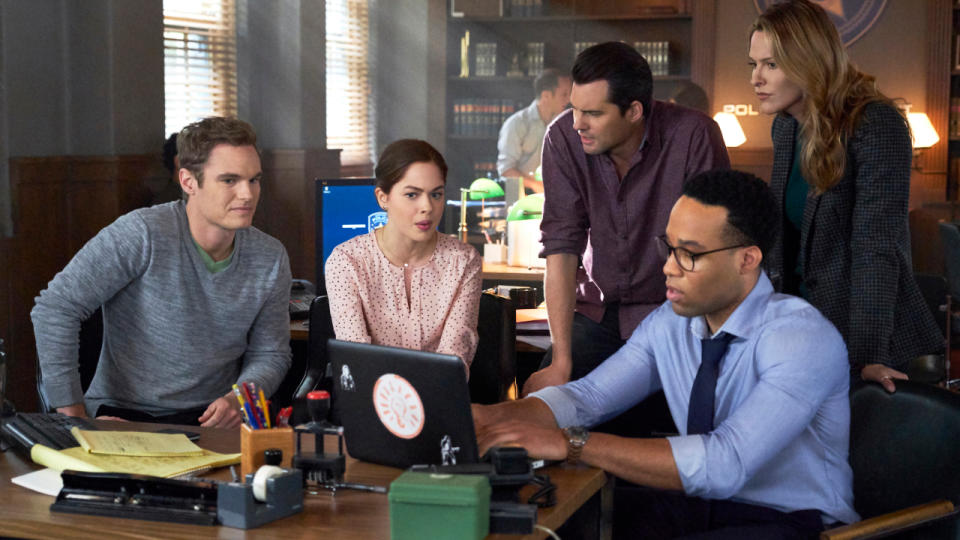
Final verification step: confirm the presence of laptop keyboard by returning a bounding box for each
[1,412,95,451]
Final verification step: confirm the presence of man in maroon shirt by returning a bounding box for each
[525,42,729,435]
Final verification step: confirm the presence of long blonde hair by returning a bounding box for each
[751,0,905,193]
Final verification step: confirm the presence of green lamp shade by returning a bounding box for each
[507,193,544,221]
[534,165,543,183]
[467,178,504,200]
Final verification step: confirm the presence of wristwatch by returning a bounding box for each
[562,426,590,465]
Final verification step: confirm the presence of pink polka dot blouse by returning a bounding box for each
[324,231,482,373]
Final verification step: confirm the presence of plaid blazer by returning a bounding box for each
[766,102,942,373]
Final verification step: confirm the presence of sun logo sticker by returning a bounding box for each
[373,373,425,439]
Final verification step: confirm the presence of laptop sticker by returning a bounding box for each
[373,373,425,439]
[340,364,356,391]
[441,435,460,465]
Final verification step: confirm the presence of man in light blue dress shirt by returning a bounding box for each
[474,169,857,538]
[496,68,571,193]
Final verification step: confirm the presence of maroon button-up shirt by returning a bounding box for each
[540,100,730,338]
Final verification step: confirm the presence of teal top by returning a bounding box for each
[193,237,234,273]
[783,136,808,297]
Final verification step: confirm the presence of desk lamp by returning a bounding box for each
[506,193,544,222]
[506,194,545,268]
[459,177,505,243]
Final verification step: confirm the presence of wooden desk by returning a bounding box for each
[0,422,607,539]
[290,319,309,341]
[481,262,544,283]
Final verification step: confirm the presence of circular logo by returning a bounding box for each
[373,373,425,439]
[754,0,887,47]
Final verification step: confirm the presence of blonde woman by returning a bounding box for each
[749,0,940,391]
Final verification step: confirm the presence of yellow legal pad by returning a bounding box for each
[30,443,241,478]
[70,428,204,456]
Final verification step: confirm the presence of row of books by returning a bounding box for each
[473,161,498,179]
[475,42,498,77]
[527,42,545,76]
[452,99,524,137]
[505,0,546,17]
[949,97,960,138]
[634,41,672,76]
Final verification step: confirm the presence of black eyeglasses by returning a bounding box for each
[655,235,745,272]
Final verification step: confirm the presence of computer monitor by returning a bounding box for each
[314,178,385,293]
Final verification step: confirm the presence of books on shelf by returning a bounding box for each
[507,0,545,17]
[453,98,523,137]
[475,42,498,77]
[573,41,597,61]
[634,41,671,76]
[527,42,544,77]
[951,97,960,139]
[473,161,497,178]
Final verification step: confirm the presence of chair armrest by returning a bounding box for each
[821,500,956,540]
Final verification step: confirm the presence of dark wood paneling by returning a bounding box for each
[728,147,773,183]
[7,155,155,411]
[257,148,341,283]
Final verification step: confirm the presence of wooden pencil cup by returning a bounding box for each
[240,424,295,479]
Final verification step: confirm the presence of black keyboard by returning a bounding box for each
[0,412,95,451]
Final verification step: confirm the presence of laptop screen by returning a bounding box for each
[327,339,478,468]
[314,178,385,291]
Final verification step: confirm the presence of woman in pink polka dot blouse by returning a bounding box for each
[325,139,482,375]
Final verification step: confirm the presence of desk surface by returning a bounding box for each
[481,262,544,282]
[0,421,605,539]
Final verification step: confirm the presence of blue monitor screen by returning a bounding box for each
[318,179,386,270]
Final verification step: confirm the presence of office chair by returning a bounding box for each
[939,222,960,384]
[821,381,960,539]
[36,308,103,412]
[290,295,335,425]
[469,292,516,404]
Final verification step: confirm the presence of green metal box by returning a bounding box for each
[389,471,491,540]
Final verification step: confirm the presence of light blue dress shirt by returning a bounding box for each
[496,100,546,177]
[533,272,859,525]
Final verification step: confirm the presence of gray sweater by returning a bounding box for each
[31,201,292,416]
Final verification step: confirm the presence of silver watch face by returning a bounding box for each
[566,426,589,444]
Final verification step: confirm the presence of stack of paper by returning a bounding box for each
[28,429,240,478]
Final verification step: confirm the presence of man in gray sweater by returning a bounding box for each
[32,117,291,427]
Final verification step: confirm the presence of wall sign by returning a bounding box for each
[754,0,887,47]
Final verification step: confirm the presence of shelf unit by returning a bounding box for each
[439,0,713,233]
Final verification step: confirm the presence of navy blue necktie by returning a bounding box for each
[687,332,736,435]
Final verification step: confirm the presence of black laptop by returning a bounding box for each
[327,339,479,468]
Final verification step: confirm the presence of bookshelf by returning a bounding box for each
[440,0,714,233]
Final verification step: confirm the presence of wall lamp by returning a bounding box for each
[712,112,746,148]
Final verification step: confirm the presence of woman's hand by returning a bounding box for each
[861,363,908,393]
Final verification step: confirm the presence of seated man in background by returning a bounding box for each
[475,169,857,538]
[31,116,292,427]
[496,67,571,193]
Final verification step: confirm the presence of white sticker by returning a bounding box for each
[373,373,424,439]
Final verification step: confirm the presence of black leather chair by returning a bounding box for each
[288,295,335,425]
[822,381,960,539]
[36,307,103,412]
[469,292,516,404]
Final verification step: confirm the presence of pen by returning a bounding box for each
[232,384,252,427]
[239,382,262,429]
[258,388,271,429]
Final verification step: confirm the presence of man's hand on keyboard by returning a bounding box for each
[198,393,242,428]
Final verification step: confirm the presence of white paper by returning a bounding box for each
[11,467,62,496]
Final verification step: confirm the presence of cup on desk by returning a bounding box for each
[240,424,295,478]
[483,243,507,264]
